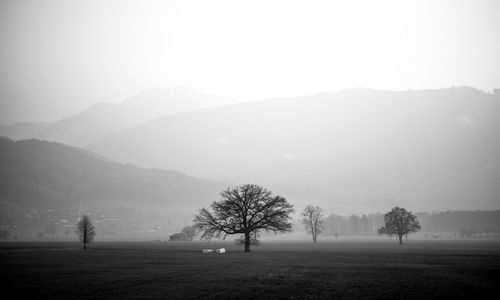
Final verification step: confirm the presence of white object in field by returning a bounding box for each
[202,249,213,253]
[215,248,226,253]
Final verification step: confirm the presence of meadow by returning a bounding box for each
[1,240,499,299]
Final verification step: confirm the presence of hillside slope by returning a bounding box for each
[32,86,233,147]
[88,87,500,212]
[0,122,49,140]
[0,137,225,214]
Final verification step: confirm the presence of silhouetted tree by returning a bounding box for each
[378,207,420,244]
[301,205,324,242]
[0,229,9,241]
[181,226,196,241]
[76,214,96,250]
[194,184,294,252]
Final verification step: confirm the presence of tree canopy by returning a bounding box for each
[378,207,420,244]
[194,184,294,252]
[76,214,96,250]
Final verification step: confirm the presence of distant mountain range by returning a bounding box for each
[1,86,499,214]
[86,87,500,212]
[0,122,49,140]
[0,86,233,147]
[0,137,226,217]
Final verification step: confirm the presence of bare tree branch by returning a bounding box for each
[378,207,421,244]
[193,184,294,252]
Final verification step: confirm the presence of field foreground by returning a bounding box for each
[1,240,499,299]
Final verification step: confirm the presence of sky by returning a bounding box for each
[1,0,499,124]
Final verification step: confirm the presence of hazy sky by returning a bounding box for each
[1,0,499,124]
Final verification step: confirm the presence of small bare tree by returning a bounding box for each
[76,214,96,250]
[301,205,324,243]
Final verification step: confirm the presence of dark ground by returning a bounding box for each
[1,240,499,299]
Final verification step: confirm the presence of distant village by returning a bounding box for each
[0,206,178,241]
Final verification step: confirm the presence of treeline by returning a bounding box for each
[417,210,500,235]
[323,213,384,236]
[322,210,500,236]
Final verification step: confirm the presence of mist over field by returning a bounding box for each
[1,1,500,299]
[1,87,500,242]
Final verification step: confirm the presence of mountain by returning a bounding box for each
[0,122,49,140]
[88,87,500,213]
[0,137,226,225]
[32,86,234,147]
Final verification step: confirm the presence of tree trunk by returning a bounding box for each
[398,234,403,244]
[313,234,317,243]
[83,242,87,250]
[244,232,251,252]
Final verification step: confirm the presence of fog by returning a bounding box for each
[1,0,500,124]
[0,1,500,242]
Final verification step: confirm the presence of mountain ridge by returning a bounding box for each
[0,86,235,147]
[0,137,227,214]
[87,87,500,213]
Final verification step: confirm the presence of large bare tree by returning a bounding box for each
[76,214,96,250]
[378,207,420,244]
[301,205,324,242]
[194,184,294,252]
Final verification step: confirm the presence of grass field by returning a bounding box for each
[1,240,499,299]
